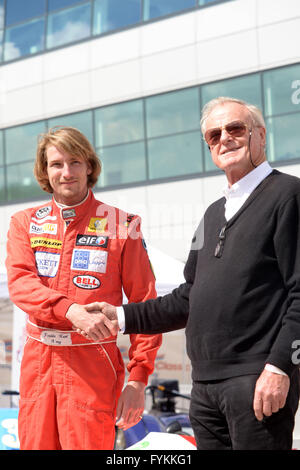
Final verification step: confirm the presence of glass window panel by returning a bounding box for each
[266,113,300,163]
[199,0,218,5]
[4,18,45,61]
[203,145,220,172]
[47,3,91,49]
[0,131,4,165]
[263,64,300,117]
[93,0,141,35]
[0,0,5,29]
[6,162,45,202]
[5,121,46,165]
[48,111,93,143]
[0,30,3,62]
[48,0,86,12]
[95,100,144,147]
[5,0,46,26]
[201,74,262,110]
[143,0,195,21]
[0,165,5,202]
[146,88,200,139]
[148,131,202,180]
[97,141,146,186]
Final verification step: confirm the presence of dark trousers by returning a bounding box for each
[189,372,300,450]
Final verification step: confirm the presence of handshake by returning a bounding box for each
[66,302,120,341]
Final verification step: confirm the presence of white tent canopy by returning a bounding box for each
[147,245,185,296]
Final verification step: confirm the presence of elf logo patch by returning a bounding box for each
[73,275,101,289]
[76,234,108,248]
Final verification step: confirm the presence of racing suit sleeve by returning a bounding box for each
[120,218,162,386]
[5,213,73,323]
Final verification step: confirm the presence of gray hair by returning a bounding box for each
[200,97,266,134]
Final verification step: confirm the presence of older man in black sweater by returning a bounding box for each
[82,98,300,450]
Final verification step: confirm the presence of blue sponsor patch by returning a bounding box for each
[71,249,108,273]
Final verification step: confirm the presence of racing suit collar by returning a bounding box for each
[53,189,94,221]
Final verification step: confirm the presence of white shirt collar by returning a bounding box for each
[222,162,273,221]
[223,161,273,201]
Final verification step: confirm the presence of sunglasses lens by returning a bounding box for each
[226,122,247,137]
[206,121,248,146]
[206,130,221,146]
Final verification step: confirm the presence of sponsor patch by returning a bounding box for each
[73,275,101,289]
[35,252,60,277]
[62,208,76,219]
[124,214,135,227]
[35,206,52,219]
[30,222,57,235]
[87,217,107,233]
[71,249,108,273]
[30,237,62,249]
[76,234,108,248]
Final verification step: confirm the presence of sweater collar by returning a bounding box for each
[223,161,273,201]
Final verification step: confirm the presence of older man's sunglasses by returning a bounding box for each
[205,120,251,147]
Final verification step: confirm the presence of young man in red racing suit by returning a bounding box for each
[5,127,162,450]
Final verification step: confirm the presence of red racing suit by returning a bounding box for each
[5,190,162,450]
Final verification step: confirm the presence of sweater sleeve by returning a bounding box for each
[267,193,300,376]
[123,234,198,335]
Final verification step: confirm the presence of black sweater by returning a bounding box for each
[124,170,300,380]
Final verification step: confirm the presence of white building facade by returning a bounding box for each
[0,0,300,267]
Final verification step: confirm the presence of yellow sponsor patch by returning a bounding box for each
[30,237,62,249]
[87,217,107,233]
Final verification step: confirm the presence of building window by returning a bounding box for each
[4,17,45,61]
[143,0,196,21]
[0,0,5,29]
[199,0,220,5]
[5,121,47,202]
[98,141,147,186]
[0,168,5,202]
[266,114,300,163]
[93,0,141,35]
[0,0,233,64]
[148,131,202,180]
[94,100,145,186]
[263,64,300,163]
[5,121,46,164]
[47,3,91,49]
[48,110,94,144]
[145,88,202,179]
[145,88,201,138]
[5,0,46,26]
[6,161,42,202]
[48,0,85,12]
[94,100,144,147]
[263,63,300,117]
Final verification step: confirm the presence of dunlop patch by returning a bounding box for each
[30,237,62,249]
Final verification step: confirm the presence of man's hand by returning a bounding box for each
[66,302,118,341]
[253,369,290,421]
[98,302,118,322]
[115,381,145,431]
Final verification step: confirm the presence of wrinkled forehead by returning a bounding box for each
[205,103,252,130]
